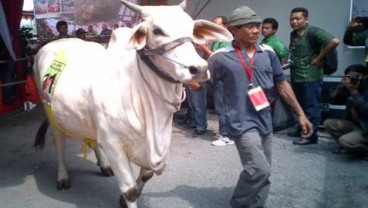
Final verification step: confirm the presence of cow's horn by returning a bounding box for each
[121,0,143,14]
[179,0,187,9]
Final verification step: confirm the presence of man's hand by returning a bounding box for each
[349,17,360,28]
[342,75,360,94]
[276,80,313,138]
[298,115,313,138]
[185,81,201,90]
[310,57,324,67]
[311,37,339,67]
[196,44,210,52]
[195,44,212,59]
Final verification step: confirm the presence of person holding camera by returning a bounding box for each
[343,16,368,68]
[323,64,368,156]
[343,16,368,47]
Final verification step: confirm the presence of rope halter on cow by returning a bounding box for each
[137,37,193,109]
[137,37,194,84]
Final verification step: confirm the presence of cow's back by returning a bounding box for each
[34,38,106,91]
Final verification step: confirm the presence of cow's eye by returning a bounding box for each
[153,28,165,36]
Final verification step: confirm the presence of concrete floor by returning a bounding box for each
[0,106,367,208]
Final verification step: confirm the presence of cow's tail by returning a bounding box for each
[33,119,49,150]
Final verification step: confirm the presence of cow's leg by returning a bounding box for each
[117,168,154,208]
[98,137,139,208]
[136,168,154,197]
[53,128,71,190]
[93,145,114,176]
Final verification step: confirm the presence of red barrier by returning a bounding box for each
[24,75,41,104]
[0,75,41,115]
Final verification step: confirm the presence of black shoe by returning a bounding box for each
[192,129,206,137]
[175,113,190,121]
[176,119,192,125]
[176,119,195,129]
[292,138,318,145]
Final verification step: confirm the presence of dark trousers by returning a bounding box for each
[0,61,16,104]
[214,81,227,136]
[187,84,207,132]
[292,80,322,139]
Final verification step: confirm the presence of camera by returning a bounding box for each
[282,59,295,70]
[348,74,361,85]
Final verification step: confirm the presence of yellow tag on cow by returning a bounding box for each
[81,139,98,158]
[41,50,67,105]
[41,50,75,139]
[40,50,96,159]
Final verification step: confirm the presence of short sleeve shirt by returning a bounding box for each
[289,26,335,82]
[208,43,286,137]
[56,34,71,39]
[261,35,289,62]
[211,41,232,52]
[100,29,112,43]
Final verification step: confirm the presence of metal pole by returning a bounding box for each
[0,80,27,87]
[0,58,30,87]
[0,58,28,64]
[193,0,212,19]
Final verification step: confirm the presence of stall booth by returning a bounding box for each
[0,0,40,115]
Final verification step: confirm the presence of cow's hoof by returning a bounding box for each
[56,179,71,190]
[119,195,128,208]
[100,167,114,177]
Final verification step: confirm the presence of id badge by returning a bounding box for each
[248,86,270,111]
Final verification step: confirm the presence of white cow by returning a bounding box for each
[33,0,232,207]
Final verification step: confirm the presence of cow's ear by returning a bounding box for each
[126,22,147,50]
[193,20,233,45]
[178,0,186,9]
[109,27,132,49]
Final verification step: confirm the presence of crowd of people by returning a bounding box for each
[39,21,123,47]
[173,5,368,208]
[29,6,368,208]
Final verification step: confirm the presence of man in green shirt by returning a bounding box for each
[197,16,232,58]
[193,16,234,146]
[289,7,340,145]
[210,16,232,51]
[261,17,289,65]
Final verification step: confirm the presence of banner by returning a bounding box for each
[33,0,141,38]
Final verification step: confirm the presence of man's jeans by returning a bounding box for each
[292,80,322,139]
[214,81,227,136]
[187,84,207,132]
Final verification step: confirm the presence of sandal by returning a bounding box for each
[332,147,349,154]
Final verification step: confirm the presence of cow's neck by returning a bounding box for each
[136,54,184,112]
[130,56,183,171]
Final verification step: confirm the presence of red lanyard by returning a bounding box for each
[235,47,256,84]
